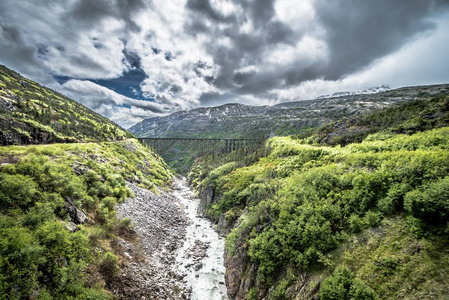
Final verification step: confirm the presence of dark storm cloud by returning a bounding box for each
[184,0,306,104]
[185,0,296,103]
[186,0,449,106]
[246,0,276,27]
[199,92,238,107]
[313,0,444,79]
[0,24,45,79]
[186,0,235,22]
[70,0,150,32]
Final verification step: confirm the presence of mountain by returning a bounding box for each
[129,84,448,139]
[129,83,449,174]
[316,84,391,99]
[0,65,132,145]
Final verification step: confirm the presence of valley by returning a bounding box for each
[1,65,449,300]
[2,1,449,299]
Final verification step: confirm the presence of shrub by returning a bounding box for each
[378,183,411,214]
[349,278,377,300]
[0,173,39,208]
[404,176,449,225]
[99,252,119,278]
[348,214,362,233]
[320,265,376,300]
[0,226,44,298]
[320,265,354,300]
[364,211,382,228]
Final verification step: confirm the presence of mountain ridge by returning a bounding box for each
[130,83,449,139]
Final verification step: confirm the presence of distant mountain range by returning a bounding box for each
[316,84,391,99]
[129,84,448,139]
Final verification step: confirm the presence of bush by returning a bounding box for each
[0,174,39,208]
[349,278,377,300]
[320,265,354,300]
[364,211,382,228]
[99,252,119,278]
[404,176,449,225]
[378,183,411,214]
[0,226,44,298]
[348,214,362,233]
[320,265,376,300]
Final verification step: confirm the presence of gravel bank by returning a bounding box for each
[112,182,190,299]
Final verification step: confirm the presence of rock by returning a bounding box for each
[64,196,89,224]
[194,263,203,271]
[133,175,141,184]
[71,161,89,175]
[63,221,77,232]
[218,212,232,235]
[111,181,190,299]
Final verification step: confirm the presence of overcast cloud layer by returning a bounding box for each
[1,0,448,127]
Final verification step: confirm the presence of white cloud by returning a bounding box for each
[59,79,166,127]
[271,12,449,102]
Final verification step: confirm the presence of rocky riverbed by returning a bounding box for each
[173,178,228,300]
[112,178,227,299]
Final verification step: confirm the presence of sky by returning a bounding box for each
[1,0,449,128]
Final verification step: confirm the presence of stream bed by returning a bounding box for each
[173,178,228,300]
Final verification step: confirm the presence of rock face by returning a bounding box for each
[112,182,190,299]
[225,236,257,300]
[197,186,215,215]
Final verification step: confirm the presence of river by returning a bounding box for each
[173,178,228,300]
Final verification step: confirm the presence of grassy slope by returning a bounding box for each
[0,139,171,299]
[0,65,132,144]
[188,95,449,299]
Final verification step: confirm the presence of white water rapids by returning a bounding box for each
[173,178,228,300]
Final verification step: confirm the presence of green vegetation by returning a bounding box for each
[189,95,449,299]
[303,94,449,146]
[0,65,133,145]
[320,265,376,300]
[0,139,171,299]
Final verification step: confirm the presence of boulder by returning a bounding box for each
[64,196,89,224]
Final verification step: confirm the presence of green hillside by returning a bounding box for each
[0,65,132,145]
[0,66,174,299]
[188,94,449,299]
[0,140,171,299]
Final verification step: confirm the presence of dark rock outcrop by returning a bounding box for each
[64,196,89,224]
[197,186,215,215]
[225,231,264,300]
